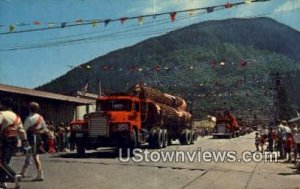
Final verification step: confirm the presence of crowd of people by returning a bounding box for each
[0,98,74,188]
[43,121,72,154]
[0,99,55,188]
[255,120,300,172]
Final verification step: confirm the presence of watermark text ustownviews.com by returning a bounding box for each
[119,148,278,163]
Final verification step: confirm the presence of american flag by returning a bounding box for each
[80,82,89,95]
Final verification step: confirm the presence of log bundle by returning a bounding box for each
[157,103,191,123]
[130,84,187,111]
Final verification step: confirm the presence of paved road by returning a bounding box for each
[8,133,300,189]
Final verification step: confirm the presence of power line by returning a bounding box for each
[1,6,297,52]
[0,0,270,35]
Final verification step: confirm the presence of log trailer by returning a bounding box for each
[70,84,196,156]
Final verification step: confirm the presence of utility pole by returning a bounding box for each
[272,72,281,122]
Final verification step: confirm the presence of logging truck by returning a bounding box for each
[70,84,196,156]
[212,110,240,138]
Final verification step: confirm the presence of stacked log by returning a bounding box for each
[158,103,192,123]
[130,84,187,111]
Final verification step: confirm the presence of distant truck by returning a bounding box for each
[212,111,240,138]
[70,84,196,156]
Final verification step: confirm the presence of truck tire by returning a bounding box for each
[130,129,138,149]
[76,142,86,157]
[190,130,197,144]
[162,129,168,148]
[180,129,192,145]
[148,128,157,148]
[155,129,164,149]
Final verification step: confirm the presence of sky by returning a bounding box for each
[0,0,299,89]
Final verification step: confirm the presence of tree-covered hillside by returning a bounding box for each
[38,17,300,120]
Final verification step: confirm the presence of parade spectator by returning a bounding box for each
[292,126,300,164]
[268,127,275,152]
[0,98,29,188]
[47,125,56,154]
[277,120,286,159]
[284,133,294,163]
[65,124,71,150]
[295,126,300,171]
[21,102,53,181]
[255,132,260,152]
[57,122,66,152]
[260,126,268,153]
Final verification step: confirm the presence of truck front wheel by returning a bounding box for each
[76,142,86,157]
[180,129,192,145]
[130,129,138,148]
[162,129,168,148]
[190,130,197,144]
[149,128,164,149]
[155,129,164,149]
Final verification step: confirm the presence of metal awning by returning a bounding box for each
[0,84,94,105]
[288,117,300,123]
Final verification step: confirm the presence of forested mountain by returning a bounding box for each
[37,17,300,120]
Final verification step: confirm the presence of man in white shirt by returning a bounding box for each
[21,102,53,182]
[0,98,29,189]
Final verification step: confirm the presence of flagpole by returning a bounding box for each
[99,80,102,97]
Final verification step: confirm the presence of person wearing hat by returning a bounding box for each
[0,98,29,189]
[21,102,53,181]
[277,120,288,159]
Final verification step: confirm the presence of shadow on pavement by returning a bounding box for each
[278,172,300,176]
[54,148,136,159]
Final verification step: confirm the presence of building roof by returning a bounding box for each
[0,84,94,105]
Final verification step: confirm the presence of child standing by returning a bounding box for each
[255,132,260,152]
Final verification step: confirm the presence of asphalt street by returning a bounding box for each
[7,132,300,189]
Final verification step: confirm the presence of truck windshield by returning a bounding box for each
[97,99,132,111]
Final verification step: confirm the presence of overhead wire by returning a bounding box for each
[1,5,298,52]
[0,0,271,35]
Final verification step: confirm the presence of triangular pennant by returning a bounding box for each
[225,2,233,8]
[206,7,214,13]
[15,23,25,26]
[48,23,56,27]
[61,22,67,28]
[188,10,196,16]
[33,21,41,25]
[155,65,161,72]
[92,20,97,27]
[104,19,111,27]
[170,12,177,22]
[9,25,15,32]
[130,66,136,73]
[120,17,127,25]
[102,65,109,71]
[211,60,217,68]
[240,60,248,67]
[75,19,83,23]
[138,16,144,25]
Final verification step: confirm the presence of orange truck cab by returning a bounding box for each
[70,93,195,156]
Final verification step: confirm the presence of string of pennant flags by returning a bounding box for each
[70,59,250,72]
[0,0,270,34]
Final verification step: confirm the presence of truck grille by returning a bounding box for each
[88,116,108,137]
